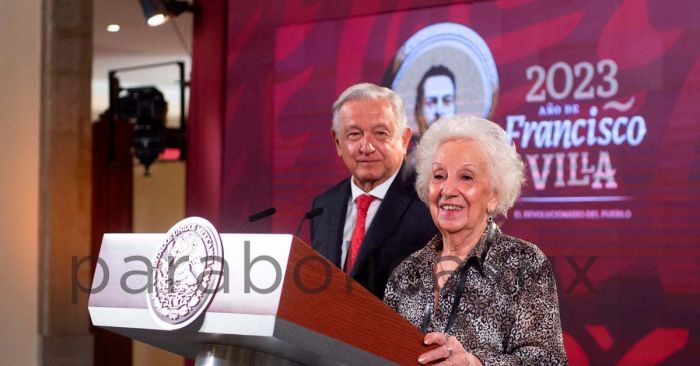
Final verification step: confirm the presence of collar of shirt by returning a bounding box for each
[431,223,500,275]
[349,168,400,202]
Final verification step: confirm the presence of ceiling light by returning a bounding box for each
[106,24,121,32]
[139,0,195,27]
[140,0,167,26]
[147,14,168,27]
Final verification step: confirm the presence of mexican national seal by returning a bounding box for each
[147,217,223,329]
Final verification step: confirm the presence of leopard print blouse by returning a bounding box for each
[384,225,568,365]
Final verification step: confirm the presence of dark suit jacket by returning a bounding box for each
[309,164,437,299]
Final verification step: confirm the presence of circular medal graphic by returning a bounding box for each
[383,22,499,136]
[147,217,223,329]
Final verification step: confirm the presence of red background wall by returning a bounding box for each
[187,0,700,364]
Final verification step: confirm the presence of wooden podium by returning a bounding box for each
[88,223,428,365]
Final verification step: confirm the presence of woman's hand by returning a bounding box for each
[418,332,483,366]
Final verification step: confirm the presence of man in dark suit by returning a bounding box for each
[310,83,437,299]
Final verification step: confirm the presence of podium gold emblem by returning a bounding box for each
[147,217,223,329]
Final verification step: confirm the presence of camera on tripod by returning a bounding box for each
[118,86,167,122]
[118,87,168,174]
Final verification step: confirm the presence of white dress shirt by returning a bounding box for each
[340,169,400,271]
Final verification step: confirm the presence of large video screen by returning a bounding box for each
[272,1,699,363]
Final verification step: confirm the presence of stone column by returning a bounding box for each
[39,0,94,365]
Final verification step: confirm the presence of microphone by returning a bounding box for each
[236,207,277,231]
[295,207,324,236]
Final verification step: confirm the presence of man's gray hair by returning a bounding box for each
[415,115,525,217]
[332,83,407,133]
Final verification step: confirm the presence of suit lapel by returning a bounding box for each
[324,179,350,267]
[350,167,413,276]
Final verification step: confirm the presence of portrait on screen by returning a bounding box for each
[383,22,499,138]
[415,64,457,135]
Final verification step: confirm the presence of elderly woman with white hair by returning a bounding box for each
[384,116,568,365]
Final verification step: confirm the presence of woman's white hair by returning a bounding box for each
[415,115,525,217]
[331,83,407,133]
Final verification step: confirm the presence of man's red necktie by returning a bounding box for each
[345,194,375,272]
